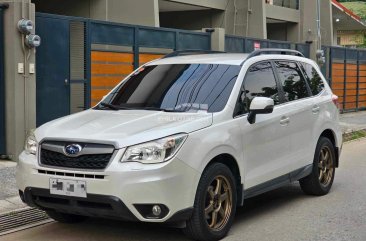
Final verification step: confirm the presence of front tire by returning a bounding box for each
[183,163,237,241]
[46,210,88,223]
[300,137,336,196]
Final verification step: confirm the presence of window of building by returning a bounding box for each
[274,61,310,102]
[234,62,279,116]
[300,62,325,96]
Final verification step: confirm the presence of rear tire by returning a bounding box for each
[300,137,336,196]
[46,210,88,223]
[183,163,237,241]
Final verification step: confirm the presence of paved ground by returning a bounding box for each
[1,138,365,241]
[0,161,25,214]
[340,111,366,133]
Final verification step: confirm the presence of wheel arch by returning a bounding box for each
[205,153,243,206]
[319,129,339,167]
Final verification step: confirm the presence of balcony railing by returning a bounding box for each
[266,0,299,10]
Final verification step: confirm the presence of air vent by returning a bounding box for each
[38,169,105,179]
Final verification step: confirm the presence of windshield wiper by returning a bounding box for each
[99,102,135,110]
[99,103,185,112]
[140,107,185,112]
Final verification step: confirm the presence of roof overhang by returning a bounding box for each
[332,0,366,30]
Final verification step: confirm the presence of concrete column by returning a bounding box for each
[300,0,318,60]
[0,0,36,159]
[319,0,333,46]
[204,28,225,51]
[217,0,266,38]
[247,0,266,38]
[300,0,333,60]
[90,0,159,27]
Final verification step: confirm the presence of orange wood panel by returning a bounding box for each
[346,64,357,70]
[345,101,357,108]
[345,76,357,83]
[359,65,366,71]
[345,83,357,89]
[332,63,344,69]
[333,90,344,96]
[332,69,344,76]
[346,70,357,77]
[139,53,164,64]
[359,89,366,95]
[331,83,344,89]
[91,63,133,75]
[91,89,112,101]
[91,76,124,87]
[91,100,100,107]
[91,51,134,63]
[359,77,366,82]
[359,83,366,88]
[331,76,344,83]
[345,96,357,101]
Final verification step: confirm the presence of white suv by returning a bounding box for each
[17,49,342,241]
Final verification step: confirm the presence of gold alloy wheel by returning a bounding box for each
[204,175,233,231]
[318,146,334,187]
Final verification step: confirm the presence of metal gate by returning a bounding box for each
[322,46,366,112]
[225,35,310,58]
[35,13,211,126]
[0,4,8,155]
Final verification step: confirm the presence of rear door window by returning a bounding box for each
[274,61,310,102]
[300,62,325,96]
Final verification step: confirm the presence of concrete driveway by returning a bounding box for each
[1,138,366,241]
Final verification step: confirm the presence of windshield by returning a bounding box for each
[97,64,241,113]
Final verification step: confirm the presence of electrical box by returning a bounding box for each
[29,63,35,74]
[18,63,24,74]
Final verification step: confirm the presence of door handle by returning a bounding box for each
[280,116,290,126]
[64,79,69,85]
[312,105,320,114]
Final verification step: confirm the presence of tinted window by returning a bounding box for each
[301,62,324,95]
[275,61,310,101]
[100,64,241,113]
[235,62,279,116]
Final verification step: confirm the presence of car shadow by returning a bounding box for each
[12,182,321,241]
[60,183,312,241]
[234,182,310,224]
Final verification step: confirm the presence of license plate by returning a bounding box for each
[49,178,87,198]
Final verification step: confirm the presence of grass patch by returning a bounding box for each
[343,129,366,142]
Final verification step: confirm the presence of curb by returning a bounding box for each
[0,195,26,215]
[343,129,366,143]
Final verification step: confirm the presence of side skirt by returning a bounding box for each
[243,164,313,200]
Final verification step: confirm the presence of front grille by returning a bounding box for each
[40,149,112,169]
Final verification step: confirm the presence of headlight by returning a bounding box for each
[25,130,37,155]
[121,134,188,164]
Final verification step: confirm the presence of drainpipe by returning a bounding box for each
[0,3,9,155]
[316,0,322,50]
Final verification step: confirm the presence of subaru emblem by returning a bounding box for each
[64,144,82,156]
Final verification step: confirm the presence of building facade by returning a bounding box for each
[0,0,365,159]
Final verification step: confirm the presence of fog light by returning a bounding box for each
[152,205,162,216]
[134,204,169,219]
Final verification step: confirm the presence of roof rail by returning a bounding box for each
[247,49,305,59]
[163,50,225,59]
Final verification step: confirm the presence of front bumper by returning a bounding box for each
[16,150,200,223]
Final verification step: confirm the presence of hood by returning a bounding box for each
[35,109,212,148]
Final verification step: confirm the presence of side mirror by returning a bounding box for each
[247,97,274,124]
